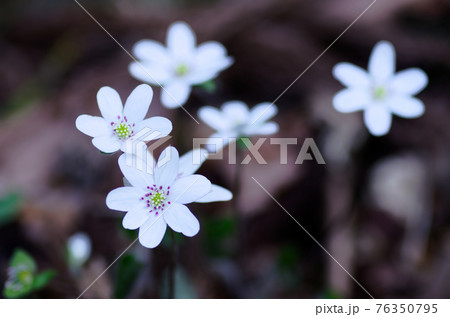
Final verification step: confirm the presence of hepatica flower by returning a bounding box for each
[333,41,428,136]
[123,148,232,202]
[129,21,233,108]
[198,101,279,151]
[76,84,172,153]
[106,146,214,248]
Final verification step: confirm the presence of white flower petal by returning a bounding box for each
[120,152,155,176]
[138,216,167,248]
[196,184,232,203]
[76,115,110,137]
[163,203,199,237]
[390,68,428,96]
[333,88,371,113]
[364,104,392,136]
[332,62,370,88]
[123,84,153,123]
[178,148,209,177]
[244,122,279,136]
[167,22,196,60]
[198,106,229,131]
[134,116,173,141]
[187,59,233,85]
[222,101,249,124]
[129,62,172,86]
[368,41,396,82]
[387,95,425,118]
[249,102,278,124]
[97,87,123,123]
[118,154,154,189]
[171,175,211,204]
[123,206,150,230]
[67,233,91,266]
[155,146,179,188]
[106,187,144,212]
[195,42,230,66]
[160,80,192,108]
[186,42,233,84]
[92,135,121,153]
[133,40,171,65]
[184,68,219,85]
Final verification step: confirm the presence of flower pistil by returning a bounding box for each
[111,115,135,140]
[141,185,171,216]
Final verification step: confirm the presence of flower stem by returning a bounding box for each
[232,144,244,254]
[232,146,242,218]
[168,230,176,299]
[173,108,187,153]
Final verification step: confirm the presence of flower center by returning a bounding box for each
[373,86,388,100]
[111,115,135,140]
[141,184,171,216]
[17,270,33,284]
[115,123,130,138]
[175,63,189,77]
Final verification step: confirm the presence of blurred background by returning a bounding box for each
[1,0,450,299]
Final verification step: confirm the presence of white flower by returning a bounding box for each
[76,84,172,153]
[369,155,428,221]
[332,41,428,136]
[139,148,232,203]
[67,233,92,268]
[106,146,212,248]
[198,101,279,151]
[129,21,233,108]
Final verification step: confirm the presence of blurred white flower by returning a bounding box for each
[106,146,212,248]
[369,155,429,220]
[333,41,428,136]
[198,101,279,151]
[129,21,233,108]
[67,232,92,268]
[76,84,172,153]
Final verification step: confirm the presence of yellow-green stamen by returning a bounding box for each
[374,86,388,100]
[115,123,131,138]
[175,63,189,76]
[141,185,171,216]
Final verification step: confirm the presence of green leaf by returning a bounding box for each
[196,80,216,93]
[11,249,36,273]
[3,249,36,298]
[3,249,56,298]
[0,192,21,226]
[3,280,33,299]
[33,270,56,290]
[113,254,143,299]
